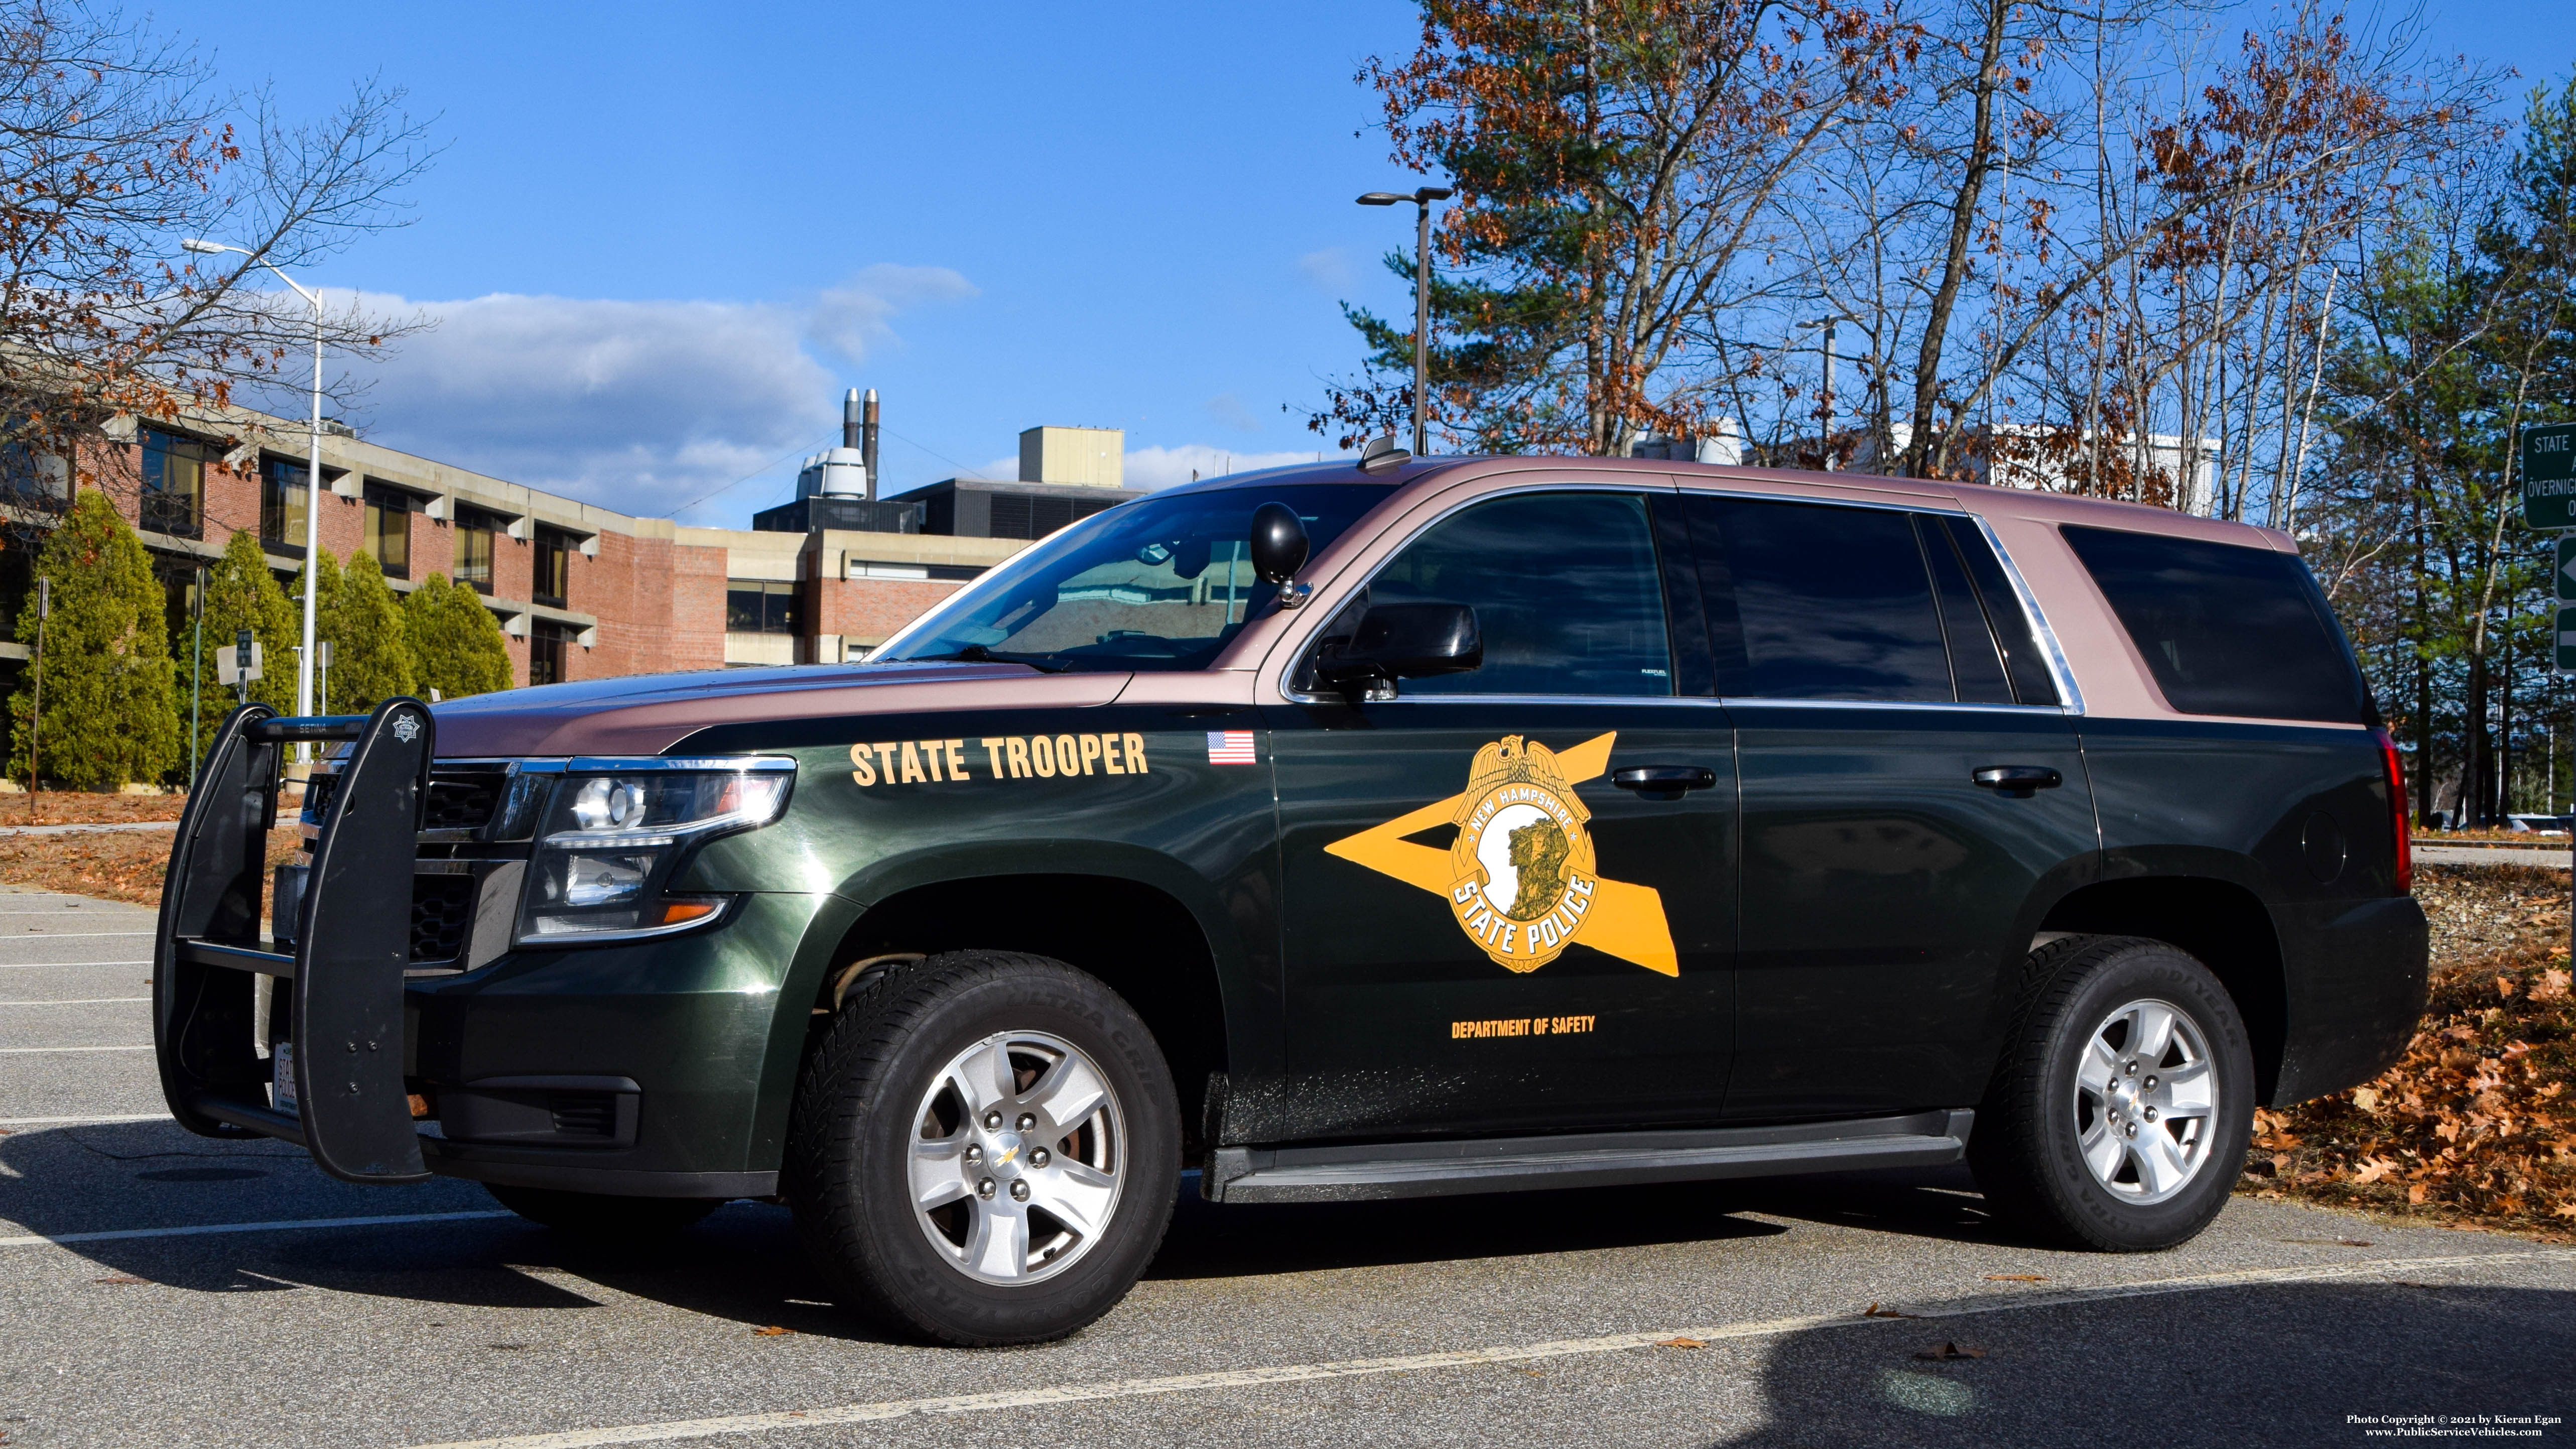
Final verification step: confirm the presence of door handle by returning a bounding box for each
[1973,765,2063,798]
[1611,766,1718,802]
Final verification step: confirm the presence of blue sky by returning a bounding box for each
[155,0,2568,528]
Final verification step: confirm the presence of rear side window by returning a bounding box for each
[1682,496,1952,701]
[2060,524,2365,723]
[1936,516,2062,706]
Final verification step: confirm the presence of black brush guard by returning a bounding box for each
[152,698,436,1184]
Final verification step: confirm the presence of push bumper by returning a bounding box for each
[154,701,437,1182]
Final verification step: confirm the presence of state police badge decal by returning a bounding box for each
[1324,731,1679,978]
[1447,736,1597,972]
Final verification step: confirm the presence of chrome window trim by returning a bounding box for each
[1274,478,1685,707]
[1719,696,2074,716]
[1962,513,2087,715]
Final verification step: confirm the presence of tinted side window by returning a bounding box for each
[1684,496,1952,701]
[2060,524,2365,723]
[1360,492,1673,697]
[1922,522,2015,704]
[1940,517,2061,706]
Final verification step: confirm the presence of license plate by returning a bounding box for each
[273,1041,297,1113]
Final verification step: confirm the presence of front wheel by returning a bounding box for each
[1968,935,2255,1251]
[785,950,1180,1346]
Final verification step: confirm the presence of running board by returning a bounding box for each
[1201,1109,1975,1204]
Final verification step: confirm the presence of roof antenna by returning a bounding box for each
[1357,434,1412,474]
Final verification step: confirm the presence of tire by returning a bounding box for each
[483,1183,720,1242]
[1968,934,2255,1252]
[784,950,1181,1346]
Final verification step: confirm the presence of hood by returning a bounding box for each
[429,663,1130,759]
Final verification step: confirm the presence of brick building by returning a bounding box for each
[0,403,1137,694]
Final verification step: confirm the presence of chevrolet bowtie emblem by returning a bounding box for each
[1325,732,1678,977]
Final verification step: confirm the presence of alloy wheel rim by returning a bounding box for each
[908,1030,1125,1285]
[2071,997,2218,1206]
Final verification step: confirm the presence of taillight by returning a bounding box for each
[2376,729,2410,893]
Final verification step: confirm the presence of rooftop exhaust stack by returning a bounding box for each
[862,389,879,500]
[796,387,874,500]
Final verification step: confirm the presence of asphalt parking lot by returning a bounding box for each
[2,882,2570,1449]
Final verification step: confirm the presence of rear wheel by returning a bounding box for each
[785,950,1179,1345]
[483,1184,719,1242]
[1968,934,2254,1251]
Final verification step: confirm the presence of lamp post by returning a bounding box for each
[1357,186,1454,456]
[182,238,325,740]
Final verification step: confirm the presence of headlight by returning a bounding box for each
[518,760,794,944]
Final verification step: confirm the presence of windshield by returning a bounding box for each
[874,481,1398,672]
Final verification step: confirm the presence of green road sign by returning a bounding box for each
[2526,421,2576,529]
[2559,605,2576,674]
[2558,536,2576,603]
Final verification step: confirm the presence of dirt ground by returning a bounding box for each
[0,791,190,827]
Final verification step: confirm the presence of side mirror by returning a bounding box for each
[1315,602,1481,698]
[1249,502,1309,584]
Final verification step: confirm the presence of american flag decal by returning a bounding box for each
[1206,731,1258,765]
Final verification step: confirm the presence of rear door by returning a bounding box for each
[1267,487,1739,1141]
[1678,496,2101,1121]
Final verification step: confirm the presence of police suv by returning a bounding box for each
[152,453,2426,1345]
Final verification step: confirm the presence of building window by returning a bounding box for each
[140,428,209,539]
[361,482,412,579]
[454,507,500,594]
[529,619,573,686]
[726,579,800,635]
[260,456,310,553]
[533,526,572,608]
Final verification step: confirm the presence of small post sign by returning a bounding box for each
[2525,421,2576,530]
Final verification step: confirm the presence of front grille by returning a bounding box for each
[547,1091,616,1139]
[301,771,339,824]
[409,875,475,963]
[423,771,506,831]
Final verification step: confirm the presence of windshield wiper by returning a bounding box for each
[912,645,1071,673]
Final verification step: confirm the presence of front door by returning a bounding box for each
[1270,489,1738,1142]
[1675,494,2101,1121]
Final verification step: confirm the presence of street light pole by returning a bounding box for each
[183,238,325,741]
[1358,186,1454,455]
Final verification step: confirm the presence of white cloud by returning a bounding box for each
[1122,444,1343,491]
[1202,392,1264,434]
[1297,247,1354,293]
[311,268,973,522]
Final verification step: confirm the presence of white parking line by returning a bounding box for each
[0,1044,151,1053]
[0,1113,173,1126]
[0,998,149,1006]
[404,1249,2572,1449]
[0,1209,514,1249]
[0,932,153,938]
[0,960,153,970]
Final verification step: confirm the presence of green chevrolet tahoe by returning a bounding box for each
[152,453,2427,1345]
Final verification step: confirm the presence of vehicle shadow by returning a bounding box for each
[1146,1171,1791,1280]
[1696,1279,2576,1447]
[8,1121,2018,1345]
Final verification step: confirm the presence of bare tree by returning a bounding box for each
[0,0,433,533]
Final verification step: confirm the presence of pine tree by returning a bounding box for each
[316,549,415,713]
[403,572,514,701]
[7,490,181,787]
[187,528,300,723]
